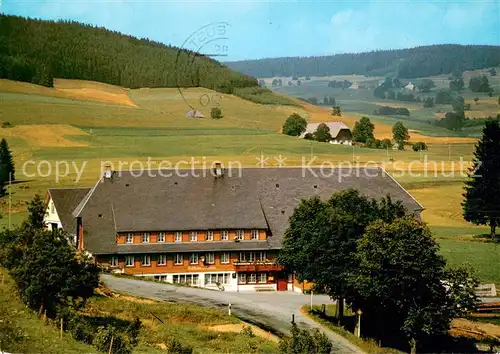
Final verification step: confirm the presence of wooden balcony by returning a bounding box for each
[233,261,283,272]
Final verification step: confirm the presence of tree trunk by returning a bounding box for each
[490,220,497,239]
[337,296,344,324]
[38,301,44,317]
[409,338,417,354]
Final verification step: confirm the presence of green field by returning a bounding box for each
[0,78,498,287]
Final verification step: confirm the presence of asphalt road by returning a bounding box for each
[102,275,363,353]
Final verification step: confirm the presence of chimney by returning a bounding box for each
[214,162,223,178]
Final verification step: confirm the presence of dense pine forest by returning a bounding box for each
[227,45,500,79]
[0,14,258,91]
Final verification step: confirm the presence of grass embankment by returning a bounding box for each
[0,268,97,353]
[301,304,403,354]
[0,268,278,353]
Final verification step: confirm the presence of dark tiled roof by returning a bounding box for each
[48,188,91,234]
[71,167,423,255]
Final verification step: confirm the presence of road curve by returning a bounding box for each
[102,274,363,353]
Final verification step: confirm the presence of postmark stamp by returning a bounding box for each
[175,22,230,114]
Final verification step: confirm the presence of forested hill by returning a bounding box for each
[0,14,257,90]
[226,45,500,79]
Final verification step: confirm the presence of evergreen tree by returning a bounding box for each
[0,138,15,183]
[27,194,46,230]
[462,118,500,239]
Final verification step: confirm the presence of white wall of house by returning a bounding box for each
[133,271,279,292]
[44,198,62,230]
[330,140,352,146]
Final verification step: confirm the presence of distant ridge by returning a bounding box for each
[0,14,257,91]
[225,44,500,78]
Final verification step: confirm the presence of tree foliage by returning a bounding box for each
[210,107,222,119]
[423,97,434,108]
[313,123,332,142]
[449,78,464,91]
[352,117,375,143]
[282,113,307,137]
[353,217,477,354]
[468,75,492,93]
[330,105,342,116]
[227,45,500,79]
[0,14,258,96]
[392,121,410,150]
[417,79,435,93]
[376,106,410,116]
[27,193,46,230]
[462,118,500,238]
[0,138,15,185]
[412,142,428,152]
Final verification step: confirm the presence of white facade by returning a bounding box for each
[44,197,62,231]
[119,270,280,292]
[404,82,415,91]
[330,140,352,146]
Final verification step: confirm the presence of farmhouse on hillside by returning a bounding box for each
[44,166,423,292]
[300,122,353,145]
[186,109,205,118]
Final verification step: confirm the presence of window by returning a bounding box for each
[190,253,198,264]
[110,256,119,267]
[236,230,244,240]
[205,273,230,285]
[258,252,267,262]
[221,230,229,241]
[157,254,167,265]
[50,202,55,214]
[175,232,182,242]
[238,273,246,284]
[174,253,183,265]
[248,252,255,262]
[220,252,230,264]
[125,256,134,267]
[249,273,257,283]
[259,273,267,283]
[251,230,259,240]
[158,232,165,242]
[239,252,246,263]
[173,274,199,286]
[142,233,150,243]
[205,252,215,264]
[206,231,214,241]
[190,231,198,242]
[142,255,151,266]
[126,233,134,243]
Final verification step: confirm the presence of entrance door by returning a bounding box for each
[277,278,288,291]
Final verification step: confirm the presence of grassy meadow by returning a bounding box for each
[0,268,278,354]
[0,77,498,286]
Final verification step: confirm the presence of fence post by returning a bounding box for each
[108,335,114,354]
[228,303,232,316]
[60,318,63,340]
[291,314,295,324]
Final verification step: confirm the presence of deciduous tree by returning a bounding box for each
[313,123,332,142]
[392,121,410,150]
[282,113,307,137]
[352,117,375,143]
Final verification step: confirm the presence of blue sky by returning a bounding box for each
[2,0,499,61]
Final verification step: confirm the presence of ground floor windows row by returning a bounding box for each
[154,272,232,286]
[238,272,267,284]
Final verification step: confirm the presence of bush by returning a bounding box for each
[304,133,314,140]
[93,326,133,354]
[167,338,193,354]
[435,90,454,104]
[366,138,382,149]
[210,107,222,119]
[423,97,434,108]
[412,142,428,152]
[375,106,410,116]
[2,122,12,128]
[380,138,393,149]
[240,325,255,338]
[278,323,332,354]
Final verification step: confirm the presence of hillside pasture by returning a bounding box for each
[0,78,497,286]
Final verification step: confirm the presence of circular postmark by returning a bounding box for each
[175,22,229,115]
